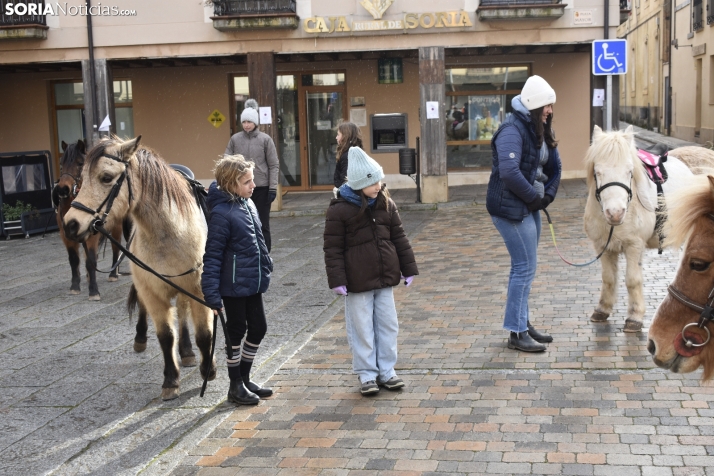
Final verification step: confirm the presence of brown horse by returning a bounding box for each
[54,140,126,300]
[62,136,215,400]
[648,174,714,380]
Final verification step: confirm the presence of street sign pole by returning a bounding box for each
[606,74,612,131]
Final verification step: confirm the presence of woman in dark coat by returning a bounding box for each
[333,121,364,189]
[486,75,562,353]
[202,155,273,405]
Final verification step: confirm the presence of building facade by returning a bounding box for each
[0,0,620,201]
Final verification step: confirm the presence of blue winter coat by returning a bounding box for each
[486,96,562,221]
[201,182,272,309]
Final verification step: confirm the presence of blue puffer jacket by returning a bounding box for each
[486,96,562,221]
[201,182,272,309]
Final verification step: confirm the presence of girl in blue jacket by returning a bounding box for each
[486,75,562,353]
[202,155,273,405]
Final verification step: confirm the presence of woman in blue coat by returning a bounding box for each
[486,75,562,353]
[202,155,273,405]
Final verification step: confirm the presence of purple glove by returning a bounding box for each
[332,286,347,296]
[404,276,414,286]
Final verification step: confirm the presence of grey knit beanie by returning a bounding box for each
[241,98,260,125]
[346,147,384,190]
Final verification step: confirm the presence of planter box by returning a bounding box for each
[21,208,57,237]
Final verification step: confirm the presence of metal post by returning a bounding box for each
[606,74,612,131]
[416,137,422,203]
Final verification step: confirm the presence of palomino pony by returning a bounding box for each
[55,140,126,300]
[648,174,714,380]
[583,125,698,332]
[62,136,215,400]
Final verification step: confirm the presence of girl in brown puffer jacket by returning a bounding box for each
[323,147,418,396]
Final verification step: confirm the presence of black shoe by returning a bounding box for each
[227,379,259,405]
[244,379,273,398]
[508,331,547,352]
[527,321,553,343]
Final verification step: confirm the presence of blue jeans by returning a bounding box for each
[491,211,541,333]
[344,287,399,384]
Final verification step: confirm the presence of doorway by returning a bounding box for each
[276,72,346,191]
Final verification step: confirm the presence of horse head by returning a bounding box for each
[56,139,86,203]
[648,174,714,380]
[62,135,141,242]
[585,125,650,226]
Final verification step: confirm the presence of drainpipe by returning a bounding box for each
[86,0,99,144]
[667,3,673,135]
[604,0,609,39]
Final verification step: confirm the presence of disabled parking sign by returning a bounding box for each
[592,39,627,75]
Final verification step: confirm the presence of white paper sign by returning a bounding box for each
[426,101,439,119]
[259,107,272,124]
[593,89,605,107]
[98,115,111,131]
[350,108,367,127]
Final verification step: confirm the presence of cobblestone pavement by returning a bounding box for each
[0,213,347,475]
[175,183,714,476]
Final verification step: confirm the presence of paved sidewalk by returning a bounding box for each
[175,183,714,476]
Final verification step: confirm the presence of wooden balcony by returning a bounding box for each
[476,0,567,21]
[0,0,48,39]
[212,0,298,31]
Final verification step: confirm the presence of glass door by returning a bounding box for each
[305,91,344,187]
[276,75,301,187]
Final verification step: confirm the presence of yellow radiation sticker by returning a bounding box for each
[208,110,226,128]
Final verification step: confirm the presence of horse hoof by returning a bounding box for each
[88,295,101,301]
[590,311,610,322]
[181,356,197,367]
[108,276,118,282]
[624,319,643,333]
[133,341,147,352]
[161,387,180,401]
[69,290,81,295]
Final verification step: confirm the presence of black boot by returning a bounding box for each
[508,331,547,352]
[227,379,259,405]
[527,321,553,343]
[243,377,273,398]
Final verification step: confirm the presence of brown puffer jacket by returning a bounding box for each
[324,197,418,293]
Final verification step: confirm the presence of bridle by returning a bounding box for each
[594,171,633,205]
[664,212,714,349]
[70,152,133,233]
[58,171,82,198]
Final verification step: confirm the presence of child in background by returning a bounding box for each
[323,147,418,395]
[202,155,274,405]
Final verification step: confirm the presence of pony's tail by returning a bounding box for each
[127,283,139,323]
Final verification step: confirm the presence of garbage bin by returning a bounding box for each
[399,148,416,175]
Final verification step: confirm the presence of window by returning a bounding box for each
[2,164,47,195]
[445,66,529,170]
[114,80,134,139]
[694,0,703,31]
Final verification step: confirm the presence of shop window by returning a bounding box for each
[445,66,529,170]
[301,73,344,86]
[114,79,134,139]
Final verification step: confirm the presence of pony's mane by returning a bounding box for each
[60,142,84,171]
[662,174,714,248]
[584,129,647,192]
[86,137,194,216]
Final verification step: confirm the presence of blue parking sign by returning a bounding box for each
[592,39,627,75]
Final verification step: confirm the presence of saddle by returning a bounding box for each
[636,144,668,254]
[169,164,209,219]
[637,143,669,185]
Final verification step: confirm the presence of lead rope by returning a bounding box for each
[542,209,614,267]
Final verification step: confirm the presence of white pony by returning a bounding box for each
[584,125,695,332]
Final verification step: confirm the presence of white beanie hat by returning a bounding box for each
[241,98,260,125]
[346,147,384,190]
[520,75,556,111]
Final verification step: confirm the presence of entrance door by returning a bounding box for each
[275,72,346,191]
[305,90,344,188]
